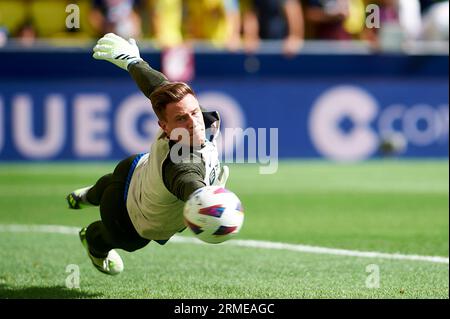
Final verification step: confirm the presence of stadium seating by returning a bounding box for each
[0,0,28,35]
[0,0,95,39]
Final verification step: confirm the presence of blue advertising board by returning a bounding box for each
[0,50,448,162]
[0,78,447,162]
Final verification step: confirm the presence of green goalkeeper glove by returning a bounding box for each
[92,33,143,71]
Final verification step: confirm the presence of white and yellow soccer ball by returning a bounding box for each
[183,186,244,244]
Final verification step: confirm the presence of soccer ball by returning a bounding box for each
[183,186,244,244]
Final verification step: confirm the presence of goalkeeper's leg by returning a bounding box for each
[67,153,141,209]
[66,173,113,209]
[81,172,150,275]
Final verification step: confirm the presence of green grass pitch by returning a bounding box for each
[0,160,448,298]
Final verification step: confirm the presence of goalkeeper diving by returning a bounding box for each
[66,33,229,275]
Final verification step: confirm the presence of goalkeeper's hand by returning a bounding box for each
[92,33,143,71]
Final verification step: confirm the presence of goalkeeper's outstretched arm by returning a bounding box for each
[128,60,169,99]
[92,33,169,99]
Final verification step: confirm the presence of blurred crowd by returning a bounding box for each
[0,0,448,53]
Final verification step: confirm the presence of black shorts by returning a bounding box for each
[98,153,168,252]
[96,154,146,252]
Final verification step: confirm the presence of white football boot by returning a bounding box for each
[79,228,124,275]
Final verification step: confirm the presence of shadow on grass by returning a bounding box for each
[0,284,102,299]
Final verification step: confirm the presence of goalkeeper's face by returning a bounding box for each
[160,94,206,146]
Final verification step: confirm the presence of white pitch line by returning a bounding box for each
[0,224,80,235]
[0,224,448,264]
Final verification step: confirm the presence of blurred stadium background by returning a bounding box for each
[0,0,448,299]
